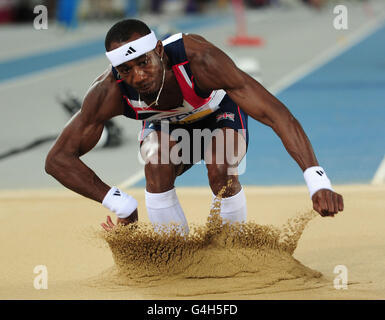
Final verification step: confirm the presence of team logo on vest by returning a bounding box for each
[125,47,137,56]
[216,112,235,122]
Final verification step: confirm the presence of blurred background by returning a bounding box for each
[0,0,338,24]
[0,0,384,190]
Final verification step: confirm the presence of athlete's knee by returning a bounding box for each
[145,162,177,193]
[204,128,246,168]
[140,131,173,165]
[140,140,161,165]
[207,163,241,197]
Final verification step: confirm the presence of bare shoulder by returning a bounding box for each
[81,66,125,123]
[182,33,216,64]
[182,34,244,91]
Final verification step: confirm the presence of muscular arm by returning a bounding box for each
[186,34,318,171]
[185,35,344,216]
[45,70,125,202]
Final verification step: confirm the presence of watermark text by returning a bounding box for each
[333,5,348,30]
[33,5,48,30]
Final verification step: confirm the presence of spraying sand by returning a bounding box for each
[94,187,324,298]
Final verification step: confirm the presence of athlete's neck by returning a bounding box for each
[140,54,178,107]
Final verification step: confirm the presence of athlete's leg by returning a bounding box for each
[140,130,189,234]
[140,130,182,192]
[205,128,246,195]
[202,95,249,224]
[205,127,247,223]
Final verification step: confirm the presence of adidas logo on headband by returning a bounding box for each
[125,47,136,56]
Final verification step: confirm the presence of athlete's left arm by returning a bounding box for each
[187,36,343,217]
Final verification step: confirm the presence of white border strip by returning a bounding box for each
[178,65,193,88]
[371,155,385,185]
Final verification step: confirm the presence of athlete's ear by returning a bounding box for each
[154,40,164,59]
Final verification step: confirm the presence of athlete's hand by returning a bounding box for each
[312,189,344,217]
[101,209,138,231]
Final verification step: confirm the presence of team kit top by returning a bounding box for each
[111,33,228,125]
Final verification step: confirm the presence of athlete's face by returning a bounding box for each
[111,33,164,95]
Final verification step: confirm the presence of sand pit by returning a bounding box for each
[0,184,384,299]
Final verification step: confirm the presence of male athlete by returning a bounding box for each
[45,19,344,234]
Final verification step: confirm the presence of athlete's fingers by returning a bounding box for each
[329,192,336,215]
[323,191,335,216]
[338,194,344,211]
[101,223,111,231]
[313,197,324,216]
[317,191,333,217]
[313,190,344,217]
[332,192,338,214]
[329,192,338,217]
[319,196,329,217]
[324,191,332,214]
[107,215,115,228]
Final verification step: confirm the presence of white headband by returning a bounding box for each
[105,30,158,67]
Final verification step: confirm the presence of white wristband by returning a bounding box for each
[102,187,138,219]
[303,166,333,199]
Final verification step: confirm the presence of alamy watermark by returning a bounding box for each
[137,122,247,175]
[333,265,348,290]
[333,5,348,30]
[33,5,48,30]
[33,265,48,290]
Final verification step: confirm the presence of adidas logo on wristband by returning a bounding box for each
[316,170,324,176]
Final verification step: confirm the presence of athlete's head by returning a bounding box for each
[105,19,164,95]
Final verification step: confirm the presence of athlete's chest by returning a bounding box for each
[114,57,220,122]
[141,72,184,110]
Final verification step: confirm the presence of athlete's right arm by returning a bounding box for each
[45,71,124,203]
